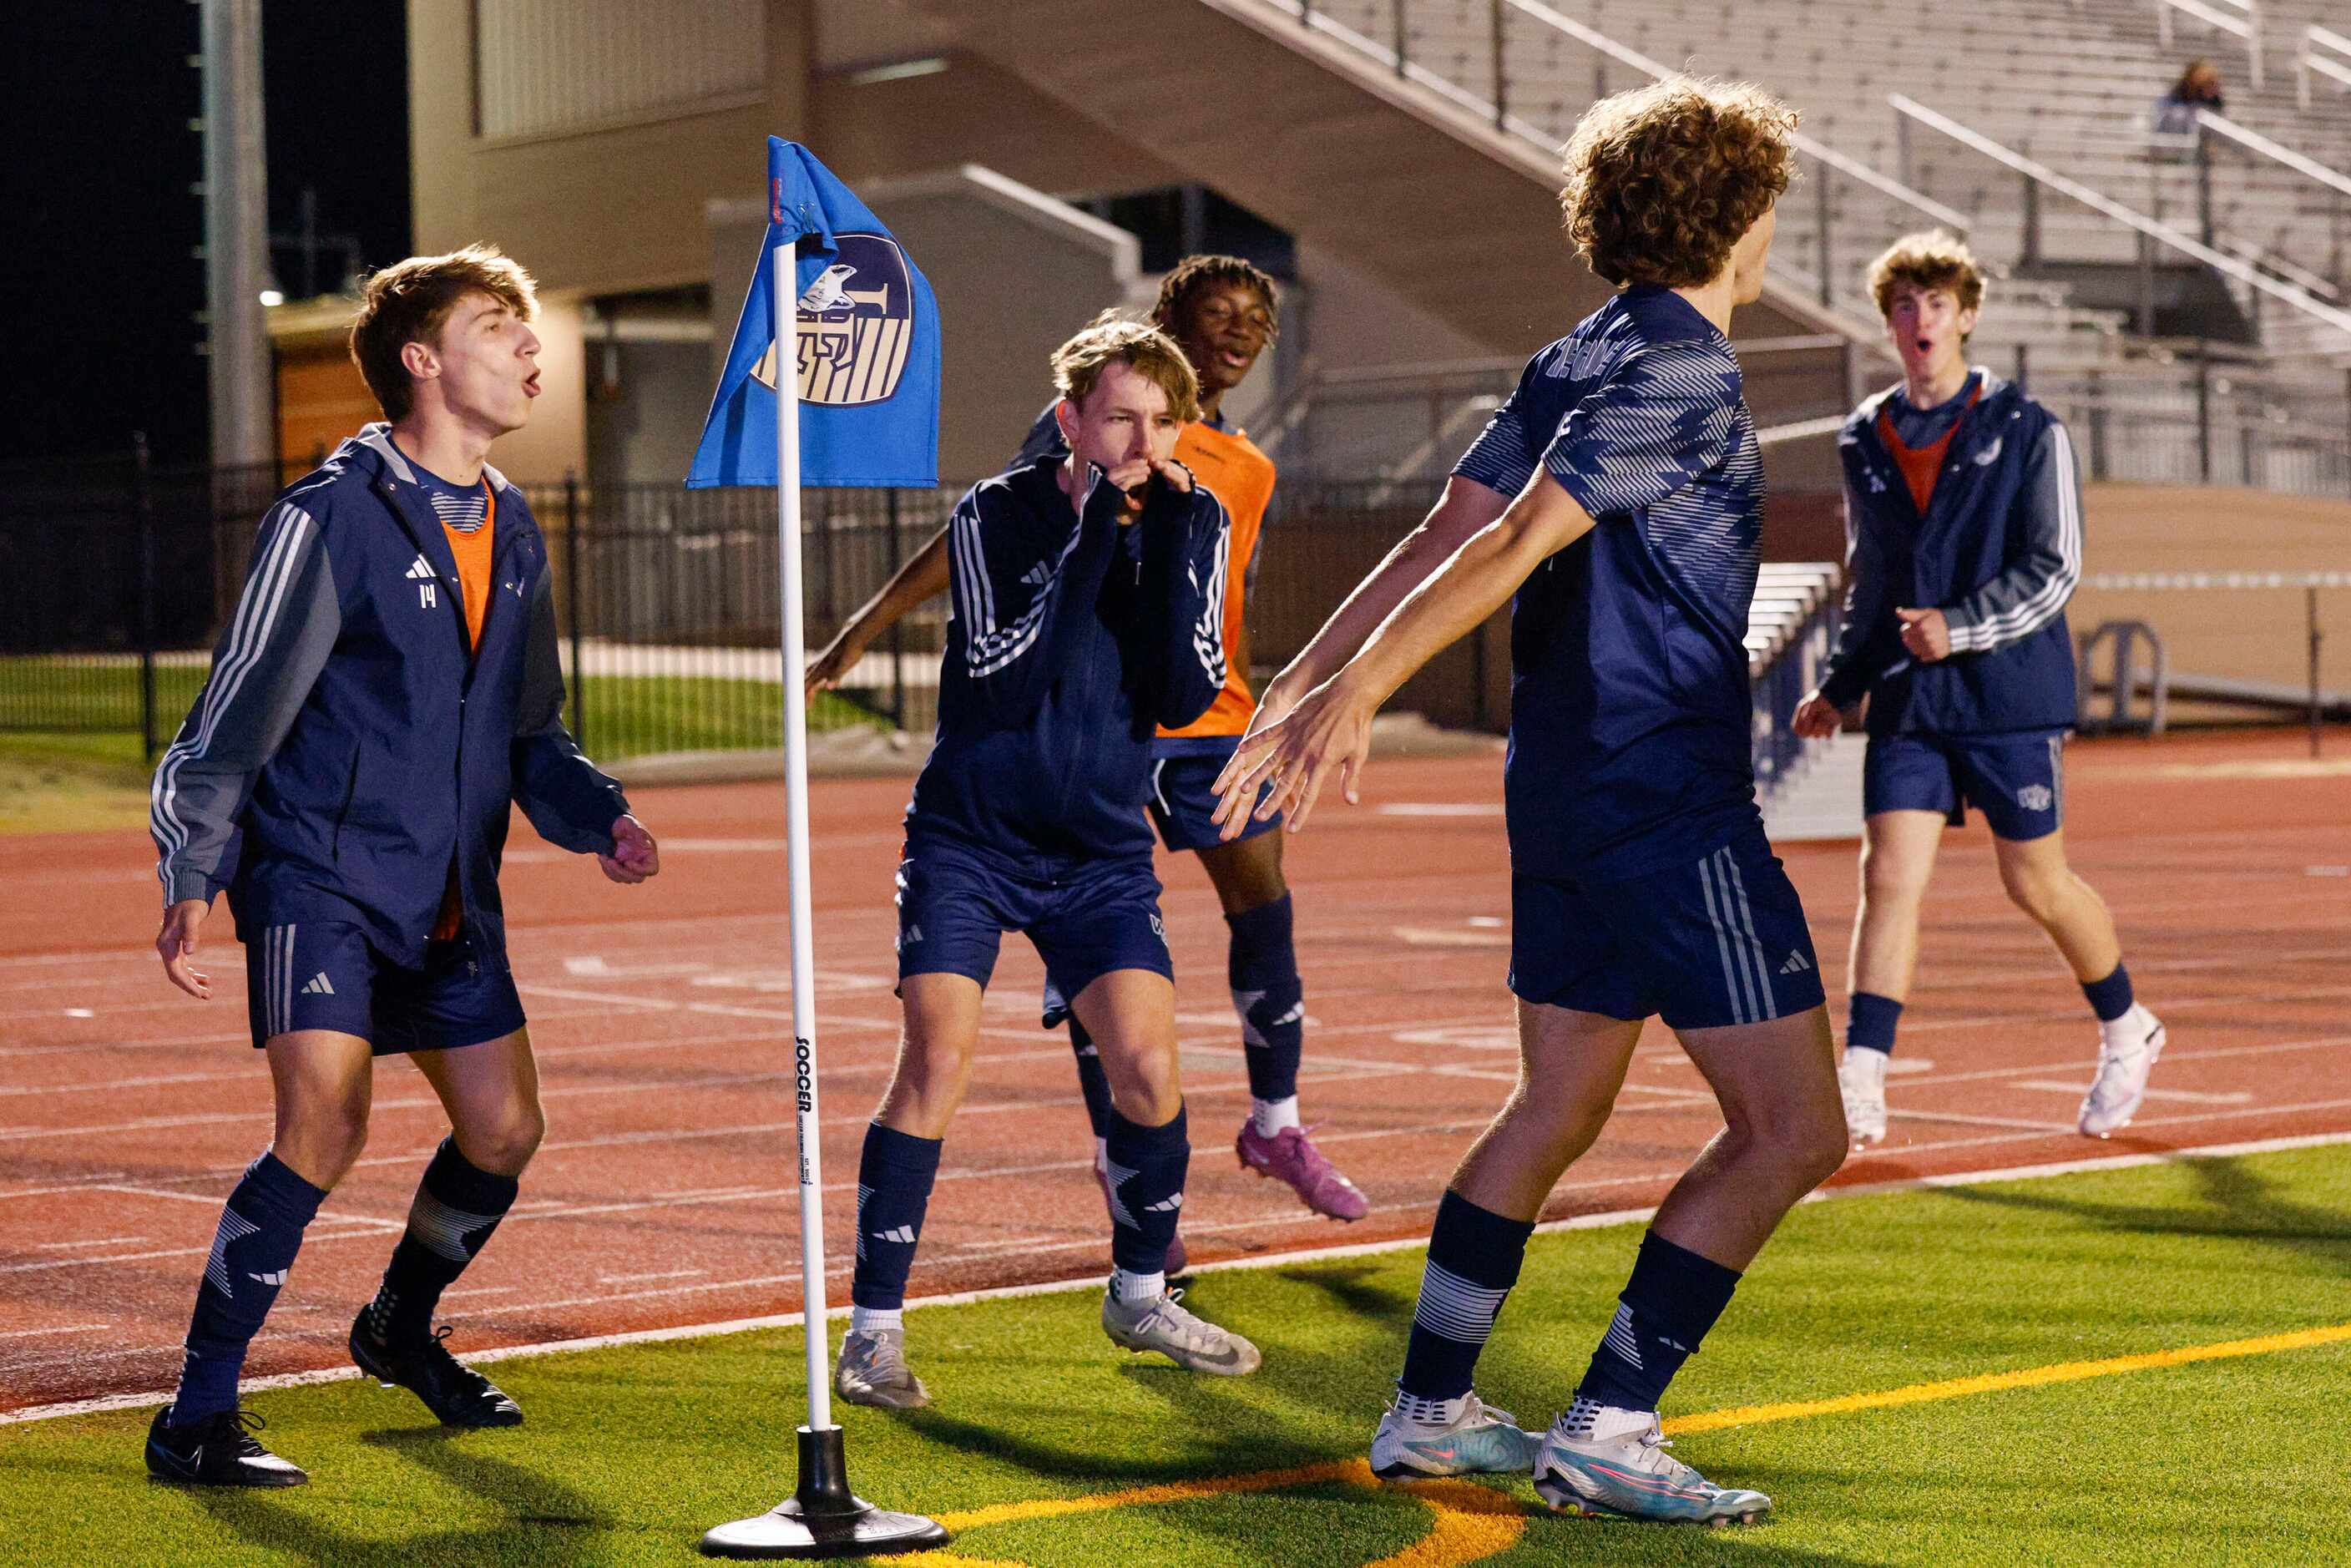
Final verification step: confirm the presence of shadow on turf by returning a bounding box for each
[877,1267,1881,1566]
[1931,1151,2351,1272]
[176,1426,612,1566]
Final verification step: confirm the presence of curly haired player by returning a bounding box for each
[1215,80,1843,1525]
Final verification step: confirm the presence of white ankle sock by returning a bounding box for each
[1109,1267,1165,1302]
[849,1306,902,1337]
[1251,1096,1301,1136]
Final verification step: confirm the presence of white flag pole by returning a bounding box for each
[700,226,947,1560]
[771,237,835,1439]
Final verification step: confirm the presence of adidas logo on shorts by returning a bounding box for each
[1779,951,1812,975]
[299,972,336,996]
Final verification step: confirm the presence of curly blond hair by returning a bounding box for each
[1560,79,1799,289]
[1866,230,1986,318]
[1050,311,1201,426]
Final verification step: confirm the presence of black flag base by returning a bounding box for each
[700,1425,949,1560]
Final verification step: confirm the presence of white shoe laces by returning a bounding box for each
[1135,1287,1226,1351]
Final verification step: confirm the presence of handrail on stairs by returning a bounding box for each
[1888,93,2351,346]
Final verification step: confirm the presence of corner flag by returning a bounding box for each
[692,139,947,1561]
[689,137,940,489]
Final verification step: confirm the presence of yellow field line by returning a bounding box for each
[1667,1319,2351,1434]
[892,1319,2351,1567]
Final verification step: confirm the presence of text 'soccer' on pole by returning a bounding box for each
[686,135,947,1561]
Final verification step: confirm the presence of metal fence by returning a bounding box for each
[0,458,1511,763]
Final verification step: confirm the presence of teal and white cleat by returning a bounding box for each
[1369,1391,1541,1480]
[835,1327,931,1409]
[1533,1404,1771,1526]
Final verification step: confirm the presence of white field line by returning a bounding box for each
[8,1127,2346,1428]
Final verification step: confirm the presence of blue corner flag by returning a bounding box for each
[688,138,940,489]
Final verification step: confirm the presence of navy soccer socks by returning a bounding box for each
[1395,1189,1535,1420]
[1846,990,1904,1056]
[849,1122,943,1324]
[170,1151,327,1425]
[1104,1103,1189,1297]
[364,1137,519,1345]
[1068,1018,1115,1141]
[1229,894,1304,1130]
[1571,1230,1741,1418]
[2082,963,2135,1024]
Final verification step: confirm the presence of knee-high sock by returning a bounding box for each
[171,1151,327,1424]
[1574,1230,1742,1414]
[1104,1103,1188,1282]
[1068,1018,1115,1141]
[1396,1189,1534,1412]
[365,1136,520,1343]
[851,1123,943,1311]
[1228,894,1303,1108]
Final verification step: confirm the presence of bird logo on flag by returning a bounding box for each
[750,235,917,407]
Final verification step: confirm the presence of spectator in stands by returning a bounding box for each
[2151,59,2224,135]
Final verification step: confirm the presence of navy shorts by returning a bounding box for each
[1863,729,2066,841]
[1509,824,1826,1030]
[1147,741,1280,853]
[895,837,1174,1014]
[244,921,525,1054]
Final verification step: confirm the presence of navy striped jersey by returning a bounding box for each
[1454,285,1765,882]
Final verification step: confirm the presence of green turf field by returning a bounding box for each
[8,1144,2346,1566]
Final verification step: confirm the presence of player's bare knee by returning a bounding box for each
[1999,862,2068,923]
[461,1106,544,1175]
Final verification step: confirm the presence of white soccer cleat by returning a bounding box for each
[835,1327,930,1409]
[1101,1287,1261,1375]
[1838,1047,1889,1147]
[1369,1390,1541,1479]
[2079,1006,2166,1138]
[1533,1403,1771,1525]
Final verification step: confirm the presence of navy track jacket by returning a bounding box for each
[1819,373,2083,735]
[150,425,629,969]
[906,455,1230,866]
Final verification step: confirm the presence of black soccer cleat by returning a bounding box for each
[145,1404,309,1488]
[349,1310,523,1428]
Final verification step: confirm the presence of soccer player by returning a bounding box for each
[809,258,1367,1267]
[832,316,1259,1410]
[143,246,660,1486]
[1212,81,1844,1525]
[1793,233,2165,1144]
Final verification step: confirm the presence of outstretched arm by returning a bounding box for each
[1211,469,1596,835]
[1250,476,1510,733]
[806,524,950,696]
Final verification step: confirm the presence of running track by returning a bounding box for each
[3,729,2345,1413]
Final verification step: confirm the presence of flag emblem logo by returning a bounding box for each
[749,233,915,407]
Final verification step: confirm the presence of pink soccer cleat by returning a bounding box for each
[1095,1149,1188,1273]
[1236,1123,1368,1222]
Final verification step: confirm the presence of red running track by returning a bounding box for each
[3,729,2346,1413]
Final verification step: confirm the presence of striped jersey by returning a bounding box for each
[1453,285,1766,882]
